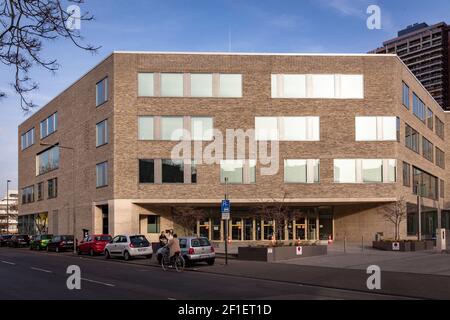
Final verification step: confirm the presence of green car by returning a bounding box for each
[30,234,54,250]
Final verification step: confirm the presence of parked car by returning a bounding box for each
[0,235,13,247]
[8,235,30,248]
[104,235,153,261]
[29,234,53,251]
[157,236,215,266]
[77,234,112,256]
[47,235,74,252]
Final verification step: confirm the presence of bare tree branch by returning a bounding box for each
[378,197,407,241]
[0,0,100,112]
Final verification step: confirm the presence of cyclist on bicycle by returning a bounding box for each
[167,233,181,263]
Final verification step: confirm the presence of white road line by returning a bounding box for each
[1,260,16,265]
[168,297,177,300]
[81,278,115,287]
[30,267,53,273]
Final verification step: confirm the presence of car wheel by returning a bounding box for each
[89,249,95,257]
[207,259,215,266]
[123,251,130,261]
[104,250,111,259]
[77,248,82,255]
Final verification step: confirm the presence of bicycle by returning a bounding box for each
[161,251,185,272]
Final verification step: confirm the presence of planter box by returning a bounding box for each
[372,241,411,252]
[238,245,327,262]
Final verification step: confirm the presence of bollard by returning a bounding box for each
[344,236,347,254]
[362,236,364,252]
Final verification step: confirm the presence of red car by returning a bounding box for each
[77,234,112,256]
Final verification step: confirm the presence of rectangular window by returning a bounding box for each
[282,74,306,98]
[96,162,108,188]
[96,78,108,106]
[138,73,154,97]
[413,93,426,122]
[362,159,383,183]
[96,119,108,147]
[138,116,154,140]
[191,74,213,97]
[37,182,44,201]
[284,160,319,184]
[220,160,244,184]
[311,74,335,98]
[281,117,320,141]
[405,124,420,153]
[21,128,35,150]
[387,159,397,183]
[191,161,197,184]
[440,180,445,199]
[427,108,434,130]
[161,117,184,140]
[40,113,58,139]
[161,73,183,97]
[334,160,356,183]
[402,82,410,109]
[191,117,213,141]
[48,178,57,199]
[139,160,154,183]
[339,75,364,99]
[162,159,184,183]
[422,137,434,162]
[403,162,411,187]
[413,167,438,200]
[219,74,242,98]
[435,116,444,140]
[355,117,398,141]
[255,117,278,141]
[21,186,34,204]
[436,147,445,169]
[36,146,60,176]
[147,216,160,233]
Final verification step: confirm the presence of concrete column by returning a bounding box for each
[109,200,139,236]
[212,73,220,97]
[154,73,161,97]
[155,159,162,184]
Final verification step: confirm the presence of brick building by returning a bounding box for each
[18,52,450,244]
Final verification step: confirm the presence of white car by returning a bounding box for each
[104,234,153,261]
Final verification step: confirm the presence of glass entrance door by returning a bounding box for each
[295,218,306,240]
[231,218,242,241]
[244,218,253,241]
[308,218,317,241]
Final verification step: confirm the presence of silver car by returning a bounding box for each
[157,236,215,266]
[104,235,153,261]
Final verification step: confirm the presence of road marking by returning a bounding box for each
[168,297,177,300]
[30,267,53,273]
[1,261,16,265]
[81,278,115,287]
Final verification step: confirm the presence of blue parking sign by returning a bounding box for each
[221,200,230,214]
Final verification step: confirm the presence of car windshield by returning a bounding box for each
[61,236,74,241]
[41,235,52,240]
[130,235,149,246]
[95,235,112,241]
[191,238,211,247]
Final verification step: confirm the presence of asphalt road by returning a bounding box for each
[0,248,408,300]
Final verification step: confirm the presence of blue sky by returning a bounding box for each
[1,0,450,195]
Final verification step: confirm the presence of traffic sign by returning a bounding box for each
[221,200,230,220]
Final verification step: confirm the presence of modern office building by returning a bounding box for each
[18,52,450,244]
[371,22,450,111]
[0,190,19,234]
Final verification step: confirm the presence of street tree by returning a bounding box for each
[171,207,206,236]
[379,197,407,241]
[0,0,99,112]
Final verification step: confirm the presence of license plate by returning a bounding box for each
[67,241,73,244]
[138,248,146,252]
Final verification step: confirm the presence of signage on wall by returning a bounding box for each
[296,246,303,256]
[392,242,400,251]
[221,200,231,220]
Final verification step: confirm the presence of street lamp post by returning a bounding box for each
[6,180,11,234]
[41,143,76,253]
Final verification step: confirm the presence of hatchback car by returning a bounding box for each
[47,235,75,252]
[157,236,215,266]
[8,235,30,248]
[104,235,153,261]
[30,234,53,250]
[77,234,112,256]
[0,235,13,247]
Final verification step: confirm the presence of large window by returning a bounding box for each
[435,116,444,140]
[403,162,411,187]
[284,160,319,184]
[96,119,108,147]
[191,74,213,97]
[334,160,356,183]
[355,117,398,141]
[21,128,35,150]
[422,137,434,162]
[36,146,60,176]
[147,216,160,233]
[427,108,434,130]
[161,73,183,97]
[96,77,108,106]
[334,159,396,184]
[413,167,438,200]
[219,74,242,98]
[436,147,445,169]
[405,124,420,153]
[96,162,108,188]
[138,116,154,140]
[162,159,184,183]
[220,160,256,184]
[37,182,44,201]
[413,93,426,122]
[362,159,383,183]
[139,160,154,183]
[138,73,154,97]
[48,178,57,199]
[21,186,34,204]
[161,117,184,140]
[255,117,320,141]
[191,117,213,141]
[271,74,363,99]
[402,82,410,109]
[40,113,58,139]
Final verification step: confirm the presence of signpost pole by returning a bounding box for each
[224,178,229,266]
